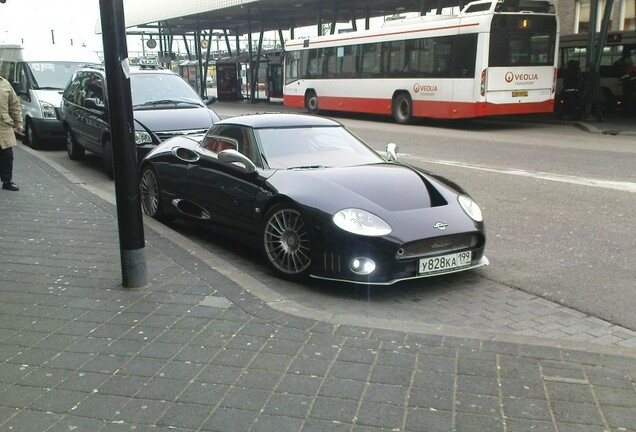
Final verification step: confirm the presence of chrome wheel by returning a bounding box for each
[140,167,160,217]
[263,207,311,276]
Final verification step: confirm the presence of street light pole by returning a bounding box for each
[98,0,147,288]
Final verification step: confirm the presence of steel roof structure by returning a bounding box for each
[122,0,469,37]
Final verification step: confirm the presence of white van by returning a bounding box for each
[0,44,101,148]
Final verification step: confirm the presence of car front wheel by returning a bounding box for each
[262,204,312,279]
[26,122,41,149]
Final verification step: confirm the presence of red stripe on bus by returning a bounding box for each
[283,95,554,119]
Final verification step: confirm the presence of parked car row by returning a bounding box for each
[0,44,220,178]
[2,44,487,285]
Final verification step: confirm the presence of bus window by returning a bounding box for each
[451,34,477,78]
[337,45,356,77]
[285,51,301,83]
[489,15,557,67]
[388,40,407,76]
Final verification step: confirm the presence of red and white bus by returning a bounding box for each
[283,0,559,123]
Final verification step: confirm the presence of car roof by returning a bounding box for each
[215,113,342,129]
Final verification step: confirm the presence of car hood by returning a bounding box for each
[133,107,216,132]
[267,163,478,240]
[270,163,438,212]
[33,89,63,107]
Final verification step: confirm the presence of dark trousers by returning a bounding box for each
[0,147,14,183]
[561,89,579,118]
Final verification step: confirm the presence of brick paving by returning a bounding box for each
[0,146,634,431]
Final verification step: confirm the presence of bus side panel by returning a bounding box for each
[283,94,305,109]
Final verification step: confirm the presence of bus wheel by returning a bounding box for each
[305,91,319,114]
[393,93,412,124]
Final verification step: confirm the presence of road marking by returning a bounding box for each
[405,156,636,193]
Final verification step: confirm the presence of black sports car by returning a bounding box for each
[139,113,488,285]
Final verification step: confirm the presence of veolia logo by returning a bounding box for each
[413,83,420,93]
[505,71,539,83]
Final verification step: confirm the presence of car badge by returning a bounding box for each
[433,222,448,231]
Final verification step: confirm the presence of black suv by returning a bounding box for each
[61,62,220,178]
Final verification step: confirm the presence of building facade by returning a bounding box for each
[557,0,635,34]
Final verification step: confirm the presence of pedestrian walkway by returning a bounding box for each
[1,146,635,432]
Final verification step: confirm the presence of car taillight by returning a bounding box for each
[552,68,557,94]
[480,69,487,97]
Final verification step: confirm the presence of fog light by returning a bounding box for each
[350,257,376,275]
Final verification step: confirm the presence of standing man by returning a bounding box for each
[0,75,23,191]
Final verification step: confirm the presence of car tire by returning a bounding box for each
[103,139,114,179]
[66,129,85,160]
[393,92,413,125]
[140,165,172,221]
[25,121,42,149]
[262,203,312,280]
[305,91,319,114]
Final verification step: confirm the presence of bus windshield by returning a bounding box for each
[489,15,557,67]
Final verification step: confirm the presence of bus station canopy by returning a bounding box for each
[120,0,470,36]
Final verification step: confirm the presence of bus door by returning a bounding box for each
[451,33,479,117]
[268,64,284,98]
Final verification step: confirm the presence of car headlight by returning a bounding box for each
[333,208,392,236]
[458,194,483,222]
[40,102,57,119]
[135,131,152,145]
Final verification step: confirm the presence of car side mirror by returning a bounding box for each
[84,97,107,112]
[218,149,256,174]
[204,95,217,105]
[385,142,399,162]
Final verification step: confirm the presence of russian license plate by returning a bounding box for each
[512,90,528,97]
[419,251,472,275]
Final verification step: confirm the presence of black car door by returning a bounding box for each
[186,125,264,235]
[81,72,108,154]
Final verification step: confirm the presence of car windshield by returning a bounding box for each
[131,73,204,108]
[28,61,90,90]
[255,126,384,169]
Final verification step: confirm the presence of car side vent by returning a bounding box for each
[323,252,342,273]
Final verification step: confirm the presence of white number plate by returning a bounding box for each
[419,251,472,275]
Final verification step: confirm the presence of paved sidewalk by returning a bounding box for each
[1,146,635,432]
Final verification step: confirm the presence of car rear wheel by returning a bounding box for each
[262,204,311,279]
[140,165,169,221]
[66,129,85,160]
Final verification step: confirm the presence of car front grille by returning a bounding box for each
[396,234,479,260]
[155,129,208,142]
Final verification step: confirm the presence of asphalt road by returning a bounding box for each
[31,103,636,334]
